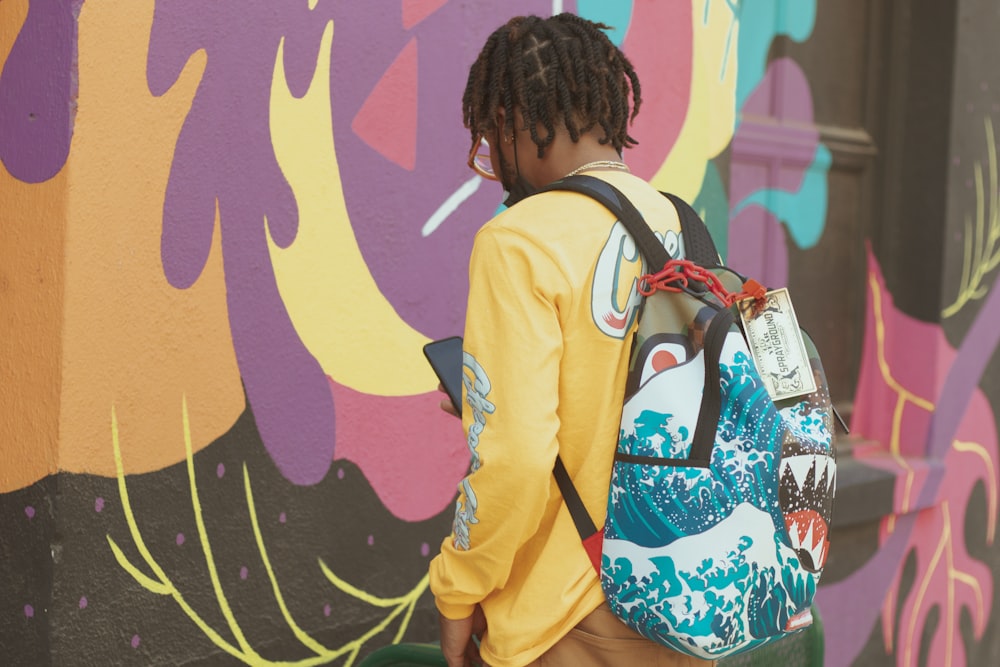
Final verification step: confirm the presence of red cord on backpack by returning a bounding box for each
[639,259,767,311]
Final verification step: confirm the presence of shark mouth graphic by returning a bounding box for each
[779,454,836,573]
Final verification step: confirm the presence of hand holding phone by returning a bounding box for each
[423,336,464,417]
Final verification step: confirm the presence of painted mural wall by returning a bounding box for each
[1,1,998,665]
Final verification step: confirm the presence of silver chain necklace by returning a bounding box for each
[562,160,631,179]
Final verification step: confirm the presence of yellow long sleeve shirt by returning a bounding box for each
[429,171,684,667]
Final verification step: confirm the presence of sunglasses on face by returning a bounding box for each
[467,136,498,181]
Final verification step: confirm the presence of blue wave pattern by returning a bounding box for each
[601,336,827,658]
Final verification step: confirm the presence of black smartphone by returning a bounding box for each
[423,336,464,416]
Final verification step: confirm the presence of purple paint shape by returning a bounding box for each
[278,512,287,524]
[79,597,88,609]
[24,506,35,519]
[149,1,336,483]
[367,534,374,547]
[725,208,789,289]
[731,58,819,203]
[131,635,141,649]
[331,0,543,338]
[239,566,248,580]
[94,497,104,513]
[922,273,1000,499]
[24,604,34,618]
[420,542,430,557]
[216,462,225,478]
[323,603,331,617]
[337,468,345,480]
[176,533,185,546]
[822,514,917,667]
[0,0,79,182]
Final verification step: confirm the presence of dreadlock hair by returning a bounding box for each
[463,13,642,158]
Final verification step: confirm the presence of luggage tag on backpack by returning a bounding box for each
[736,287,817,402]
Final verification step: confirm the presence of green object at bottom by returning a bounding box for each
[357,642,448,667]
[357,606,824,667]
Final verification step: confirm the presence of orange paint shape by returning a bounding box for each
[1,0,63,490]
[0,167,66,490]
[402,0,447,29]
[53,0,243,481]
[0,0,28,67]
[351,37,418,170]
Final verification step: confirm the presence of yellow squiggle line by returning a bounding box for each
[318,558,427,608]
[244,463,330,655]
[870,272,936,415]
[953,440,998,543]
[943,116,1000,317]
[109,401,430,665]
[871,269,938,531]
[903,502,950,667]
[949,568,984,634]
[317,560,430,665]
[108,406,247,662]
[183,398,262,660]
[106,539,170,595]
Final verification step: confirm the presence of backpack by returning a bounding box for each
[540,175,839,660]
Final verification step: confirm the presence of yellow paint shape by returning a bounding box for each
[649,0,739,200]
[268,21,436,396]
[57,0,243,478]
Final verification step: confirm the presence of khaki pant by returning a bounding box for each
[525,605,716,667]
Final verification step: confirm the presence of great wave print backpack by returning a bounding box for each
[540,175,839,660]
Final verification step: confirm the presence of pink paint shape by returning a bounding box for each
[402,0,448,30]
[329,377,469,522]
[620,0,692,179]
[24,506,35,519]
[131,635,140,649]
[351,38,418,170]
[79,597,88,609]
[851,248,949,456]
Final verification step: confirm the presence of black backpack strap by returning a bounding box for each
[536,174,721,553]
[661,192,719,266]
[553,456,598,538]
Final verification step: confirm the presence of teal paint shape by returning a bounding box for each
[577,0,633,46]
[735,0,817,108]
[692,161,731,261]
[731,143,831,249]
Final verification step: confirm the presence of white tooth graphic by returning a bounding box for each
[784,455,816,491]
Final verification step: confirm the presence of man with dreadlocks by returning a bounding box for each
[429,14,714,667]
